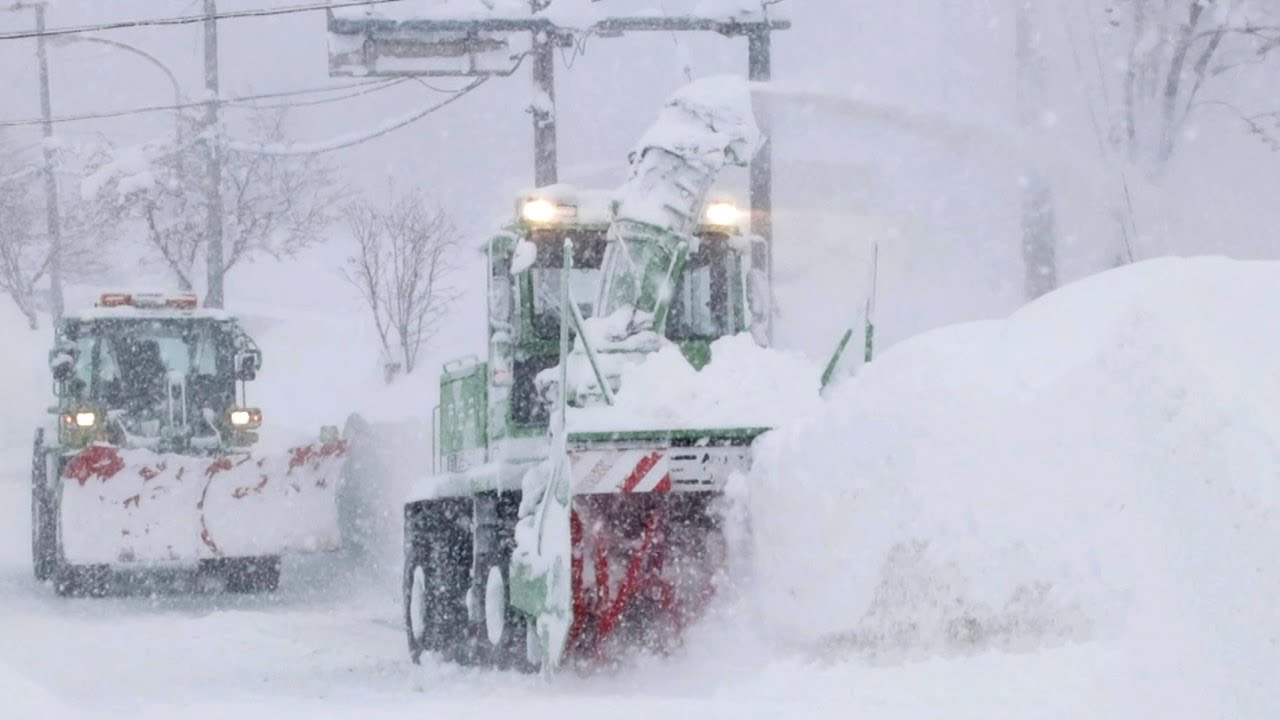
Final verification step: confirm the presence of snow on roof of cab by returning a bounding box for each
[68,307,235,322]
[519,183,617,226]
[331,0,789,26]
[63,290,235,322]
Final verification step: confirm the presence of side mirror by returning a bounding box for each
[49,342,77,382]
[51,358,74,382]
[510,238,537,275]
[235,351,260,382]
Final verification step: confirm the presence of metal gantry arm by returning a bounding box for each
[326,14,790,37]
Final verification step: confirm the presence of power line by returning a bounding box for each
[0,79,402,127]
[1,76,486,159]
[0,0,405,42]
[237,77,410,109]
[226,76,487,155]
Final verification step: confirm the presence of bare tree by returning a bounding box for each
[0,175,42,328]
[87,109,341,295]
[342,189,459,381]
[1096,0,1280,170]
[1054,1,1280,262]
[0,136,113,329]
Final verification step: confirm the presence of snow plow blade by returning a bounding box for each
[511,427,767,670]
[59,442,346,565]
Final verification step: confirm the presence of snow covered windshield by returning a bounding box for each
[525,230,734,340]
[65,318,233,413]
[667,239,734,341]
[528,230,609,337]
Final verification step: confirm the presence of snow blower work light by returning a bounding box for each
[703,201,741,227]
[520,197,578,226]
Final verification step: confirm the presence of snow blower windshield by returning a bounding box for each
[528,230,608,338]
[63,318,237,421]
[525,229,736,342]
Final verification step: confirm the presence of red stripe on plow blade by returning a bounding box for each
[620,452,663,493]
[64,446,126,485]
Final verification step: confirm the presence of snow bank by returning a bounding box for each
[747,256,1280,717]
[0,662,70,717]
[568,333,822,431]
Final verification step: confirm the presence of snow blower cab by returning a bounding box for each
[489,186,767,430]
[31,292,346,596]
[48,293,262,452]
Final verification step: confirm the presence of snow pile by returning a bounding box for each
[569,332,822,431]
[747,256,1280,717]
[0,662,68,717]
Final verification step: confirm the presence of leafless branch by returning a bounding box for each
[86,108,341,296]
[340,188,459,381]
[0,134,117,328]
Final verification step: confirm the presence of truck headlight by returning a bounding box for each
[62,410,96,428]
[229,408,262,429]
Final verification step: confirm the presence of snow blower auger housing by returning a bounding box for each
[403,77,770,673]
[30,292,346,596]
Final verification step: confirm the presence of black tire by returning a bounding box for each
[52,562,110,598]
[223,556,281,593]
[470,492,534,672]
[31,430,55,583]
[34,445,110,598]
[404,540,431,664]
[473,559,533,671]
[403,500,471,665]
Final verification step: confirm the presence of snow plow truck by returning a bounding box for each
[30,292,347,596]
[402,77,771,673]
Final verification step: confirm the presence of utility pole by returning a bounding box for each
[748,29,773,343]
[530,7,557,186]
[31,2,64,321]
[203,0,225,308]
[1014,0,1057,301]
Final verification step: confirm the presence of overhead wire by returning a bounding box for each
[221,61,523,156]
[0,78,404,127]
[0,0,406,42]
[0,1,502,153]
[224,76,489,155]
[0,75,493,156]
[228,78,410,110]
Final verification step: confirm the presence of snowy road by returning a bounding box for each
[0,476,1133,720]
